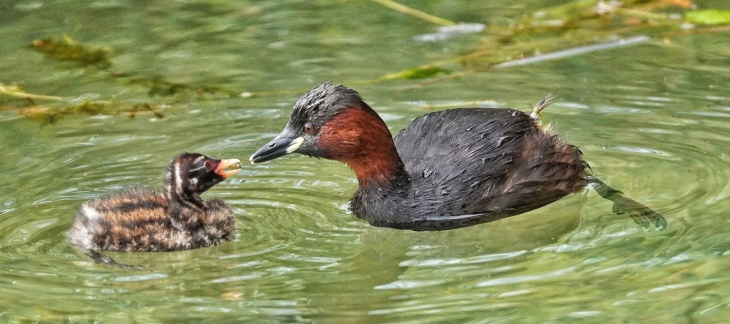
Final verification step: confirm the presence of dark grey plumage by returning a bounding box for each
[250,82,666,231]
[351,108,586,229]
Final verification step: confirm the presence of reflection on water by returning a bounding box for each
[2,1,730,322]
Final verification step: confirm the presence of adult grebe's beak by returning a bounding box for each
[249,134,304,164]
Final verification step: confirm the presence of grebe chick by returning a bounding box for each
[68,153,241,267]
[250,82,666,231]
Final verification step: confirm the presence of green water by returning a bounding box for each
[2,1,730,322]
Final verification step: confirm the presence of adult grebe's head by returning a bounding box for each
[250,82,402,183]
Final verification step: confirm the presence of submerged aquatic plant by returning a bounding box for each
[1,36,238,123]
[30,36,112,69]
[3,1,730,122]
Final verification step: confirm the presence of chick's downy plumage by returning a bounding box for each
[68,153,240,253]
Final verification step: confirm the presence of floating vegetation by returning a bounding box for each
[4,1,730,123]
[376,0,730,84]
[1,83,167,124]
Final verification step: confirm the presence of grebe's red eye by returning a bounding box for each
[303,122,316,135]
[204,160,216,171]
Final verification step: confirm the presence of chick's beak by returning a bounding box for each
[249,135,304,164]
[215,159,242,178]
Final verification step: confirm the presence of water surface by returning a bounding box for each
[1,1,730,322]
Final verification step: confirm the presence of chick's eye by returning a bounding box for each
[204,160,215,171]
[303,122,316,135]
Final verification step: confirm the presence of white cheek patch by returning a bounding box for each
[286,137,305,153]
